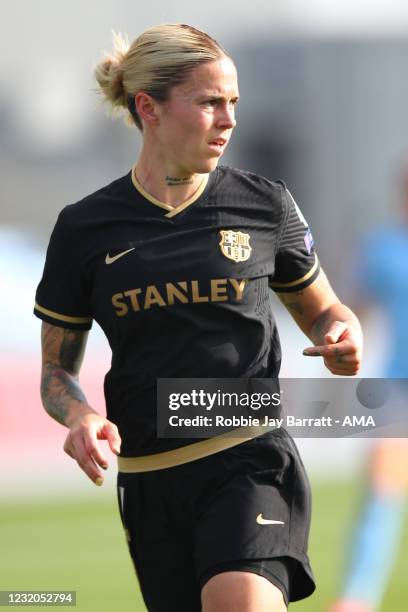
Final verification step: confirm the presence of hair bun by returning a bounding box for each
[95,33,129,109]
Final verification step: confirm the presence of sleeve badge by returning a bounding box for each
[304,228,314,254]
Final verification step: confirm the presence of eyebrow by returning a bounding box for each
[197,94,240,102]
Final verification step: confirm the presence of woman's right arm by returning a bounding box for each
[40,322,121,485]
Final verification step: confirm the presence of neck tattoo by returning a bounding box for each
[165,175,194,187]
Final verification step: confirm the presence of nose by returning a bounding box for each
[216,103,236,129]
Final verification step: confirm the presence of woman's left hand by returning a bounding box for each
[302,321,363,376]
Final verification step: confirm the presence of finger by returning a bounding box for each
[326,367,359,376]
[63,439,75,459]
[303,340,353,358]
[323,359,360,376]
[324,321,349,344]
[325,354,360,367]
[83,434,109,470]
[303,346,323,357]
[77,454,105,486]
[98,422,122,455]
[327,364,359,373]
[70,433,105,485]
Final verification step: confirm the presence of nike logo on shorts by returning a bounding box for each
[256,513,285,526]
[105,248,135,265]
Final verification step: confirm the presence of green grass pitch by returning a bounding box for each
[1,480,407,611]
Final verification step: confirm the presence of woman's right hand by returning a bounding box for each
[40,322,122,486]
[63,412,121,485]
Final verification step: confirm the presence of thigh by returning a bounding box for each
[117,471,201,612]
[200,557,295,608]
[201,571,287,612]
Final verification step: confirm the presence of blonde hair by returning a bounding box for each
[95,24,231,130]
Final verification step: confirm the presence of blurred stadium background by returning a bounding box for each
[1,1,407,610]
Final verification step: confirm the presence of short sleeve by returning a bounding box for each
[34,209,93,330]
[269,187,320,293]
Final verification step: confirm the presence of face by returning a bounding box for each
[154,57,239,175]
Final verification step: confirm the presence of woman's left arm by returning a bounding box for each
[277,268,363,376]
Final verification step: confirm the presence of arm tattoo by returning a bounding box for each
[41,364,87,425]
[60,330,87,373]
[40,324,89,425]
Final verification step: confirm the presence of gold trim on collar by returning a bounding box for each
[117,425,276,473]
[269,253,319,288]
[34,302,92,324]
[131,166,209,218]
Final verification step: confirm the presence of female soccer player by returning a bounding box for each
[34,24,362,612]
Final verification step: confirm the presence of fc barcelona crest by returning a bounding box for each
[219,230,252,263]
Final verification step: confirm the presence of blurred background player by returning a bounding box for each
[329,161,408,612]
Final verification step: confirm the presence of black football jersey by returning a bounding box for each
[34,165,320,455]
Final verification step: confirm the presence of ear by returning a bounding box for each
[134,92,160,126]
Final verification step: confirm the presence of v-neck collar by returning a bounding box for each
[131,166,210,218]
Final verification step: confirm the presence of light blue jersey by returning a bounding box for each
[360,227,408,377]
[337,225,408,610]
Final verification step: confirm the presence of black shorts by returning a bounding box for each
[117,429,316,611]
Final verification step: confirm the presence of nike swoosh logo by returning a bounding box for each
[105,248,135,265]
[256,513,285,526]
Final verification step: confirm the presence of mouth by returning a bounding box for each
[208,138,228,155]
[209,137,228,146]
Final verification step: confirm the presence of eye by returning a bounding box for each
[203,99,218,106]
